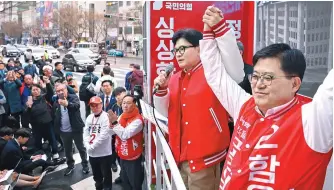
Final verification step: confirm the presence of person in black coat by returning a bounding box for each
[0,128,57,174]
[52,62,64,80]
[0,127,13,156]
[52,83,89,176]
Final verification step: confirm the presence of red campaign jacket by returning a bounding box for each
[220,96,332,190]
[115,115,144,160]
[161,63,231,172]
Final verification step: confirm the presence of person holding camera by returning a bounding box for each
[65,72,78,93]
[52,83,89,176]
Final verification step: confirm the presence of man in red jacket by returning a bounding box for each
[201,6,333,190]
[153,13,244,190]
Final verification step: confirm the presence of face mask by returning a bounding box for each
[29,62,33,65]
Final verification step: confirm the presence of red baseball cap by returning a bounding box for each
[89,96,102,105]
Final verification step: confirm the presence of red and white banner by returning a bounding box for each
[149,1,255,94]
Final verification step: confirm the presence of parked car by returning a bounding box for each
[108,49,124,57]
[44,46,60,59]
[24,47,53,62]
[62,53,95,72]
[3,45,20,57]
[67,48,101,64]
[14,44,28,55]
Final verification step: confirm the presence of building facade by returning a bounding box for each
[257,1,332,71]
[106,1,143,53]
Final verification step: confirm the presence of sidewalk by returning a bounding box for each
[124,52,143,59]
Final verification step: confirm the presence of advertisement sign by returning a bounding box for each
[149,1,255,96]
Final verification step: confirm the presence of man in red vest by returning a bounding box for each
[108,95,144,190]
[152,12,245,190]
[201,6,333,189]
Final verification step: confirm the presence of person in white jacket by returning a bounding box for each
[94,66,118,95]
[83,96,114,190]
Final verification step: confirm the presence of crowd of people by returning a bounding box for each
[0,49,145,189]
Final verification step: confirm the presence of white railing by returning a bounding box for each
[140,100,186,190]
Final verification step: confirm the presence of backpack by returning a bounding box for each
[79,74,97,101]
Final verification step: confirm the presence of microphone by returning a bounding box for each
[153,64,174,94]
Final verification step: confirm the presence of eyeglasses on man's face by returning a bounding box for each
[248,73,296,86]
[171,45,195,55]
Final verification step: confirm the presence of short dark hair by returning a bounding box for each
[122,94,136,103]
[55,62,62,67]
[5,116,19,131]
[253,43,306,81]
[172,28,203,47]
[87,65,95,72]
[101,80,113,87]
[129,63,135,67]
[133,64,140,70]
[109,70,114,77]
[0,127,14,137]
[103,66,111,75]
[104,62,110,66]
[113,87,126,97]
[31,83,42,89]
[14,128,31,139]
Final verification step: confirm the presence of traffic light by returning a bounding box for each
[104,14,112,18]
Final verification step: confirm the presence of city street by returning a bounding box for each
[2,54,143,190]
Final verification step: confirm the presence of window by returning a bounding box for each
[320,45,322,53]
[316,34,319,41]
[126,1,131,6]
[307,46,310,54]
[316,21,319,28]
[307,34,310,42]
[119,27,123,34]
[320,33,323,40]
[118,1,123,7]
[323,57,327,65]
[125,26,132,34]
[312,34,314,41]
[134,26,142,34]
[315,45,318,53]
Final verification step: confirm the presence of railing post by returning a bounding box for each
[156,125,162,190]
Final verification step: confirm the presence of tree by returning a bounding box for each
[90,13,107,43]
[2,21,23,38]
[52,6,88,42]
[0,1,26,13]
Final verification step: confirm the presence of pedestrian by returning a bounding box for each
[124,64,135,91]
[128,64,143,95]
[0,89,6,126]
[84,96,113,190]
[200,6,333,189]
[79,65,99,118]
[65,72,79,93]
[110,86,127,184]
[152,12,244,189]
[24,59,38,78]
[108,95,144,190]
[2,70,23,129]
[52,83,90,176]
[94,66,118,95]
[53,62,64,80]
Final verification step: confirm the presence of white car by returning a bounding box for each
[24,47,53,62]
[14,44,28,55]
[68,48,101,64]
[44,46,60,59]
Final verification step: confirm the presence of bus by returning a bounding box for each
[76,42,99,53]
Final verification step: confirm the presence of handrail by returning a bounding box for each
[140,100,186,190]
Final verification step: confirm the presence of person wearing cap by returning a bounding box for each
[83,96,113,190]
[65,72,79,93]
[24,59,38,78]
[52,83,89,176]
[36,55,47,75]
[128,64,143,94]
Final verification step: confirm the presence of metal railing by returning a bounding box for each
[140,100,186,190]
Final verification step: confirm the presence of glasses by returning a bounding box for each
[248,73,296,86]
[171,45,195,55]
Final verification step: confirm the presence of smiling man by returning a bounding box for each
[153,20,244,189]
[200,6,333,190]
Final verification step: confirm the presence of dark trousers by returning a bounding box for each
[31,122,58,154]
[110,135,118,165]
[120,156,144,190]
[19,159,50,174]
[60,132,88,168]
[10,112,21,129]
[21,112,30,128]
[84,101,91,118]
[89,155,113,190]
